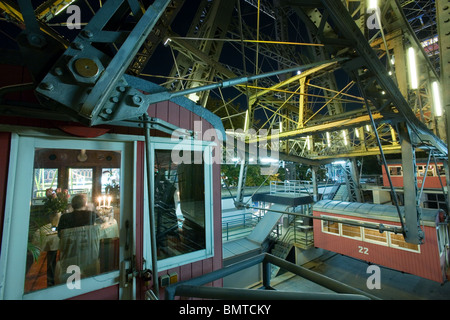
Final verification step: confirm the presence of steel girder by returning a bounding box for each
[33,0,172,127]
[316,0,445,244]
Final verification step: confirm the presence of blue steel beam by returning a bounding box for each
[102,58,346,127]
[320,0,447,157]
[78,0,170,120]
[35,0,172,126]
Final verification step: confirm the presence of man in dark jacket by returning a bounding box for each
[58,194,100,236]
[57,194,102,282]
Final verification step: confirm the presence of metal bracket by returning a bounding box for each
[35,0,172,127]
[121,254,153,288]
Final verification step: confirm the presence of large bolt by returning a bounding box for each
[54,67,63,76]
[83,30,93,38]
[41,82,54,91]
[132,95,143,105]
[74,58,99,78]
[72,42,84,50]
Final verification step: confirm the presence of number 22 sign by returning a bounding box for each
[358,246,369,255]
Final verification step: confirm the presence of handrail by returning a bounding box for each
[222,212,262,242]
[270,180,313,195]
[164,253,380,300]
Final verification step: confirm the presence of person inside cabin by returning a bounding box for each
[57,194,102,283]
[57,194,100,234]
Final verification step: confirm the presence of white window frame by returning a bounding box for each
[388,231,420,253]
[341,223,362,240]
[362,227,389,246]
[143,137,215,272]
[321,216,341,236]
[319,214,420,253]
[0,132,137,300]
[388,165,403,177]
[437,165,446,177]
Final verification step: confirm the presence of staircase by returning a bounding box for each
[332,162,362,202]
[332,183,348,201]
[342,162,361,202]
[246,204,288,245]
[269,218,314,278]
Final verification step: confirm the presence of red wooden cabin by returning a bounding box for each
[382,159,447,189]
[0,64,225,300]
[313,200,449,283]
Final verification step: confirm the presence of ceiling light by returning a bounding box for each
[408,47,418,90]
[432,81,443,117]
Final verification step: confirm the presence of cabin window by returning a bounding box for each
[389,233,419,252]
[417,165,435,177]
[322,220,340,235]
[389,166,402,176]
[341,224,362,239]
[147,139,214,271]
[33,168,58,198]
[437,165,445,177]
[154,149,206,260]
[363,228,387,245]
[25,148,121,294]
[68,168,93,198]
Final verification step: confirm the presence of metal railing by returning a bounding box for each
[222,212,262,242]
[164,253,380,300]
[270,180,313,195]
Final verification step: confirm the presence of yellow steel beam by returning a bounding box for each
[0,0,69,47]
[313,144,402,160]
[249,112,385,142]
[35,0,77,22]
[248,61,339,103]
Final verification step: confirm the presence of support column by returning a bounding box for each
[297,77,307,129]
[399,126,424,245]
[436,0,450,144]
[311,166,319,201]
[391,32,408,99]
[349,159,362,202]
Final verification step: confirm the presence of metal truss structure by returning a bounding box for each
[0,0,448,243]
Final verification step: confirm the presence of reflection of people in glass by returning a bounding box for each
[57,194,101,283]
[58,194,99,233]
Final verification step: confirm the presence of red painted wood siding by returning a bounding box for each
[382,164,447,189]
[313,211,444,283]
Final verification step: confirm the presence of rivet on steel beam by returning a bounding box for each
[54,67,63,76]
[82,30,93,38]
[41,82,54,91]
[132,95,143,105]
[72,42,84,50]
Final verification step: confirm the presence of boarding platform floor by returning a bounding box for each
[272,250,450,300]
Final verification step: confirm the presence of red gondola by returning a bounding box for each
[313,200,450,283]
[382,160,447,190]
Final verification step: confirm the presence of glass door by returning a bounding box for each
[0,134,135,300]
